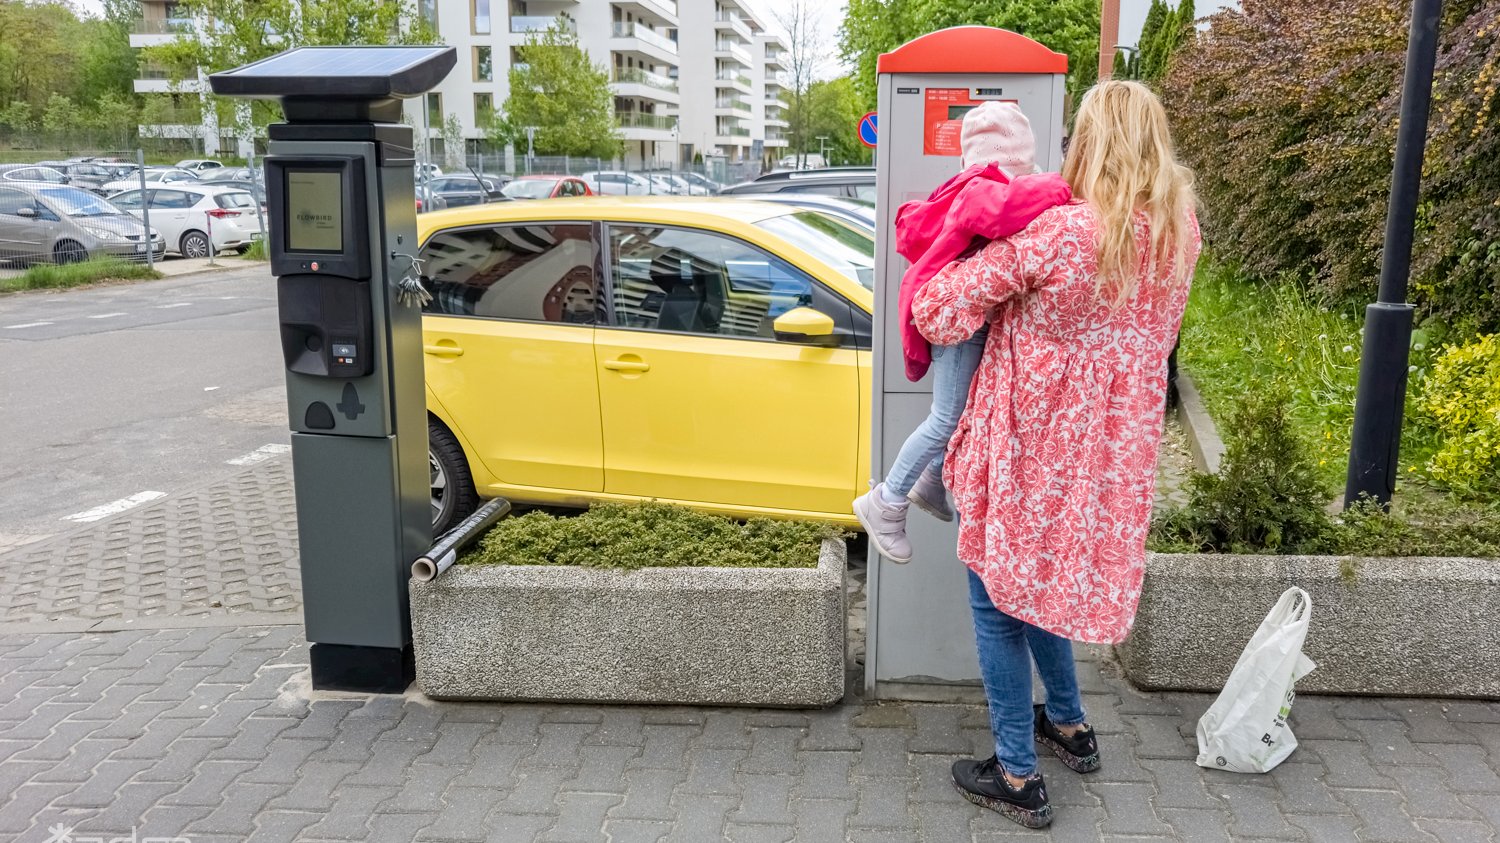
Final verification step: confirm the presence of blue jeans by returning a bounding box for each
[885,326,989,496]
[968,569,1086,777]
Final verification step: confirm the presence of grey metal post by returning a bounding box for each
[136,148,154,271]
[247,148,267,246]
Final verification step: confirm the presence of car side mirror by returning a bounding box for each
[15,207,36,218]
[772,307,839,347]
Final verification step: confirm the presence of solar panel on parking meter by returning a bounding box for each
[866,27,1068,701]
[210,46,457,693]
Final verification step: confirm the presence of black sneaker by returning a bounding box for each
[950,756,1053,828]
[1034,704,1101,773]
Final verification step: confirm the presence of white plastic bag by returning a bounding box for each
[1195,586,1317,774]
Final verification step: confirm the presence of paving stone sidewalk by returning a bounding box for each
[4,625,1500,842]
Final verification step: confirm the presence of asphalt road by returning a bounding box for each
[0,266,287,550]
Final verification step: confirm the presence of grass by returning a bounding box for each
[239,240,267,261]
[1178,259,1440,492]
[0,257,162,294]
[460,502,845,570]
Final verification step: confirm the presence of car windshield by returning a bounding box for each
[502,179,556,199]
[37,187,121,217]
[756,211,876,291]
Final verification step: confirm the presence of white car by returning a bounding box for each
[175,159,226,174]
[646,173,689,195]
[99,169,201,194]
[107,184,264,258]
[679,172,722,195]
[580,170,653,195]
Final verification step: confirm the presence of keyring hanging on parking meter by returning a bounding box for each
[391,251,431,308]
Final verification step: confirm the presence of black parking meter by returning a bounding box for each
[211,46,457,692]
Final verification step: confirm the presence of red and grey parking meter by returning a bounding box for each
[866,27,1068,700]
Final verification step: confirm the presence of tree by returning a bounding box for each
[488,24,620,158]
[145,0,437,140]
[91,92,139,149]
[1138,0,1194,82]
[840,0,1101,107]
[442,113,465,169]
[773,0,827,169]
[790,76,873,166]
[42,94,81,150]
[0,100,33,145]
[77,0,142,108]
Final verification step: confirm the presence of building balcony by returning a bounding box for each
[612,68,681,105]
[610,21,678,65]
[134,77,206,94]
[714,40,753,67]
[764,49,788,70]
[765,117,788,129]
[511,15,575,34]
[128,16,193,46]
[714,71,753,95]
[613,0,678,26]
[714,12,753,42]
[714,97,751,114]
[618,111,676,141]
[763,136,789,148]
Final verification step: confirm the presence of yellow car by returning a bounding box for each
[418,196,877,535]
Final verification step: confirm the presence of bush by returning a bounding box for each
[0,257,160,293]
[1417,334,1500,497]
[1164,0,1500,334]
[461,502,845,570]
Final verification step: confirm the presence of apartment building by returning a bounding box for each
[129,0,235,155]
[128,0,786,167]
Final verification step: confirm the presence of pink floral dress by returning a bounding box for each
[911,200,1201,644]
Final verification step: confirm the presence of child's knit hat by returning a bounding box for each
[961,101,1037,176]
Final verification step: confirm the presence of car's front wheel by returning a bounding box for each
[52,240,86,264]
[429,418,479,536]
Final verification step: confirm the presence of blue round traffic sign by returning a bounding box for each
[859,112,878,148]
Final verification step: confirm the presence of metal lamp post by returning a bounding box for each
[1344,0,1444,508]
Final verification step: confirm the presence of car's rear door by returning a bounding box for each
[419,221,605,492]
[593,222,862,517]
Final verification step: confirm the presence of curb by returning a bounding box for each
[1173,370,1224,475]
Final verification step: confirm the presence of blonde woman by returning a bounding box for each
[911,81,1200,829]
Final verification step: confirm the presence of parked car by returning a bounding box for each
[424,175,505,207]
[55,162,121,195]
[0,165,69,186]
[643,174,687,195]
[679,172,723,195]
[729,193,876,234]
[99,168,200,194]
[500,175,593,200]
[107,184,264,257]
[416,192,448,213]
[417,163,444,180]
[213,167,259,181]
[0,182,164,265]
[719,167,877,202]
[175,159,226,174]
[415,197,877,534]
[199,178,267,210]
[579,170,653,195]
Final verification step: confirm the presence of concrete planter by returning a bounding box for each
[1116,552,1500,698]
[409,539,846,707]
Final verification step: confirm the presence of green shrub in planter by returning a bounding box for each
[1151,394,1500,558]
[461,502,845,570]
[1418,333,1500,498]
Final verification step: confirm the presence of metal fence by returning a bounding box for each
[458,153,765,190]
[0,148,267,278]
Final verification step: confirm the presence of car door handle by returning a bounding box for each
[423,343,464,358]
[602,357,650,373]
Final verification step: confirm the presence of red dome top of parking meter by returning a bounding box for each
[876,26,1068,75]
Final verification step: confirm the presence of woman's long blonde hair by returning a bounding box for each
[1061,81,1197,306]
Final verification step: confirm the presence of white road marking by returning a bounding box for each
[3,321,53,329]
[204,386,220,391]
[88,312,126,319]
[63,491,167,523]
[157,302,192,309]
[227,443,291,466]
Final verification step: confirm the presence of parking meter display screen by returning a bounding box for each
[286,170,343,253]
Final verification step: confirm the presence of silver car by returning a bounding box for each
[0,182,165,265]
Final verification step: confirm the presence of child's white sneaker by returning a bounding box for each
[907,467,955,522]
[853,484,913,563]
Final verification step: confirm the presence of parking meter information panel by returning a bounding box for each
[286,170,344,253]
[923,88,1019,156]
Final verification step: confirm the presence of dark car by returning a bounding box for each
[718,167,876,202]
[425,175,505,207]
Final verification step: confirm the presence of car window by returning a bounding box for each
[606,225,825,340]
[853,183,877,202]
[501,179,555,200]
[420,223,598,324]
[754,211,877,291]
[0,188,33,216]
[215,192,255,209]
[111,190,144,210]
[786,183,845,197]
[150,190,194,209]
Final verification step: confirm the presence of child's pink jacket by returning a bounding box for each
[895,163,1071,381]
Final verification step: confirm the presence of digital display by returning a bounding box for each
[948,105,978,120]
[286,170,343,253]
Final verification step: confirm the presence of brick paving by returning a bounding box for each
[2,420,1498,841]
